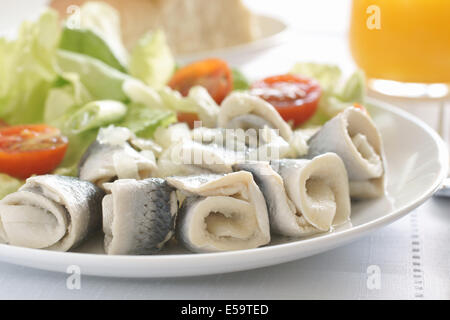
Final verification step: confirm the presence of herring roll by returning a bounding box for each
[156,124,292,178]
[217,92,293,142]
[307,107,385,198]
[79,127,158,190]
[166,172,270,253]
[0,175,104,251]
[234,153,351,237]
[157,139,242,177]
[102,178,178,255]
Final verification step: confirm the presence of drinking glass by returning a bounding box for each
[349,0,450,98]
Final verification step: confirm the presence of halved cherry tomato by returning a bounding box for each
[0,125,68,179]
[250,74,322,127]
[168,58,233,104]
[353,103,369,115]
[177,112,200,129]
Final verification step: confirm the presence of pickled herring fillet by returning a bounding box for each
[103,178,178,255]
[218,92,293,142]
[79,139,157,190]
[307,107,385,198]
[234,153,351,236]
[0,175,104,251]
[166,171,270,253]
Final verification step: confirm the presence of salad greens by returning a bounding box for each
[55,49,130,101]
[129,30,175,89]
[44,73,93,123]
[63,1,128,71]
[60,27,127,72]
[232,68,250,91]
[0,3,367,200]
[0,5,177,195]
[158,86,220,127]
[123,79,219,127]
[54,129,98,177]
[290,62,365,127]
[0,10,60,125]
[0,174,23,199]
[291,63,342,92]
[119,102,176,139]
[65,100,128,134]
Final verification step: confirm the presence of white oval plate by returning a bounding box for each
[0,98,447,278]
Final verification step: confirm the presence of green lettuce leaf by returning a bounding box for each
[59,27,127,72]
[62,2,128,71]
[55,129,98,176]
[232,68,250,91]
[181,86,220,127]
[44,72,93,123]
[291,62,341,91]
[119,102,176,138]
[56,100,175,173]
[318,70,366,118]
[122,79,219,127]
[122,78,165,109]
[48,97,127,174]
[158,86,219,127]
[338,69,365,103]
[56,49,130,101]
[64,100,127,134]
[50,99,127,173]
[0,9,60,124]
[129,30,175,89]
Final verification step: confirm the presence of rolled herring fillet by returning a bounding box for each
[217,92,293,142]
[157,126,291,178]
[307,107,385,198]
[234,153,351,236]
[0,175,104,251]
[157,139,242,177]
[166,171,270,253]
[79,139,157,190]
[191,126,292,162]
[102,178,178,255]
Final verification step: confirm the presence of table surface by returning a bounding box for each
[0,0,449,300]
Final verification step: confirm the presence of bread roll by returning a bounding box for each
[50,0,260,54]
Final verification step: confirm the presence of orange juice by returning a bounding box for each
[349,0,450,83]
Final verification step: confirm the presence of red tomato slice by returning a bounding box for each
[168,58,233,104]
[0,125,68,179]
[250,74,322,127]
[176,112,200,129]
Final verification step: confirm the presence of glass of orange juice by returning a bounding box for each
[349,0,450,98]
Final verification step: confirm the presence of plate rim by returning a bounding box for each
[0,97,447,277]
[175,14,290,63]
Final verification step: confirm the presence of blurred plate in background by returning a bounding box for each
[176,15,289,66]
[0,2,288,67]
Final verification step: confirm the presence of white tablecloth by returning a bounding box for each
[0,197,448,300]
[0,0,448,300]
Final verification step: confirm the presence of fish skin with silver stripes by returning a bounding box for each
[0,175,104,251]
